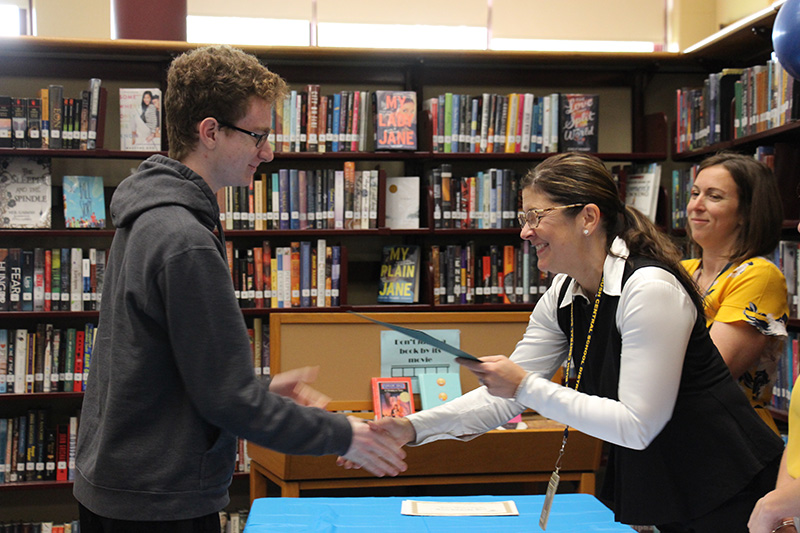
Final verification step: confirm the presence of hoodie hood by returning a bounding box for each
[111,155,220,231]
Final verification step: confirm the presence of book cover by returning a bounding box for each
[377,245,421,304]
[418,372,462,410]
[374,90,417,150]
[119,88,162,151]
[384,176,420,230]
[371,377,415,419]
[0,156,52,229]
[62,175,106,229]
[559,94,599,153]
[624,163,661,223]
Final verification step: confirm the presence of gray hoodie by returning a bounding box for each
[74,155,351,520]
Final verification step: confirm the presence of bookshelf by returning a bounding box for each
[0,36,689,524]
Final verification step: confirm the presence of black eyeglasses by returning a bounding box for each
[216,119,270,149]
[517,203,585,228]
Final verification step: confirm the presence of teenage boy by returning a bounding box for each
[74,45,406,532]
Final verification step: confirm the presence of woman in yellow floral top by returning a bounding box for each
[682,152,789,434]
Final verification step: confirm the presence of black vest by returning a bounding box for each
[556,256,783,525]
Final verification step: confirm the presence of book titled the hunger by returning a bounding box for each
[377,245,420,304]
[374,90,417,150]
[371,377,415,419]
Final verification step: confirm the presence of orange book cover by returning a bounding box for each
[262,241,271,305]
[505,93,517,153]
[226,241,234,283]
[343,161,356,229]
[371,377,415,419]
[502,245,515,304]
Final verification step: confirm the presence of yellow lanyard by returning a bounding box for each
[540,275,605,530]
[556,275,604,472]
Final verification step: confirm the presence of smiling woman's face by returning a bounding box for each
[686,164,742,249]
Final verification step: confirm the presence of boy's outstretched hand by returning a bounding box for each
[340,417,408,477]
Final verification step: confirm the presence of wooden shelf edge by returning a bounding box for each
[0,471,249,492]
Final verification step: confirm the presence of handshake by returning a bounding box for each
[337,416,417,477]
[268,366,415,478]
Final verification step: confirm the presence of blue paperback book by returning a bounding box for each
[418,372,462,410]
[63,175,106,229]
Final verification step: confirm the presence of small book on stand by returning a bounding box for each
[371,377,415,419]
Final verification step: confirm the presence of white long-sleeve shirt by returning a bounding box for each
[409,237,698,450]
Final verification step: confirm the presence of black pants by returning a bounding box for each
[655,454,781,533]
[79,504,221,533]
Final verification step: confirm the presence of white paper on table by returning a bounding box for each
[401,500,519,516]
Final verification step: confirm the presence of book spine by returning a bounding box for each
[21,250,34,312]
[0,248,8,312]
[329,245,340,307]
[11,97,27,148]
[70,248,82,311]
[300,241,312,308]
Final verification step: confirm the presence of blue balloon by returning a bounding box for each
[774,0,800,80]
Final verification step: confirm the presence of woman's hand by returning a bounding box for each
[457,355,528,398]
[336,417,415,471]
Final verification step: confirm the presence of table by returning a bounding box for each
[243,493,635,532]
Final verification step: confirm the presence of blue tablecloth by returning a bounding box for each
[244,493,635,532]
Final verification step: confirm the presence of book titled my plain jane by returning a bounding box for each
[377,245,420,304]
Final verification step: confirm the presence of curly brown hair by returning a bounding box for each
[165,45,287,160]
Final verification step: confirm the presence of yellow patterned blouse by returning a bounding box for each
[682,257,789,432]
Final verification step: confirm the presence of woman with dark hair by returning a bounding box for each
[363,153,784,532]
[681,152,789,434]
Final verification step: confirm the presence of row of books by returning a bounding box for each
[772,241,800,320]
[248,317,269,379]
[0,248,107,313]
[771,330,799,412]
[0,410,78,483]
[219,508,249,533]
[430,241,553,306]
[0,79,104,150]
[219,164,380,231]
[423,92,598,154]
[675,57,799,153]
[429,164,521,229]
[267,88,417,153]
[226,240,343,309]
[0,325,96,394]
[0,521,80,532]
